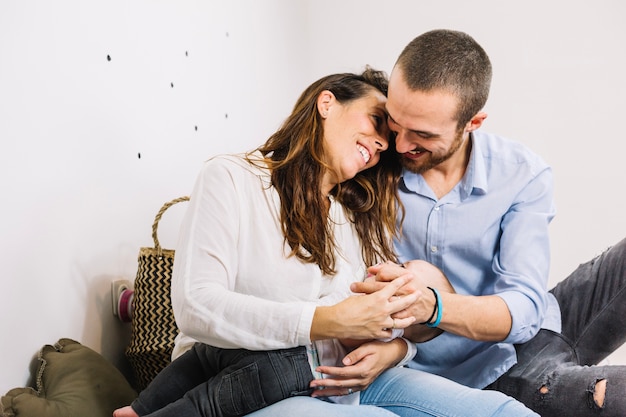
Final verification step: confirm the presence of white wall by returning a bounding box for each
[0,0,310,394]
[1,0,625,394]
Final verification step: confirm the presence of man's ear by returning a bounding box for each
[464,111,488,132]
[317,90,335,118]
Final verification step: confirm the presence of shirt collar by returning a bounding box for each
[400,132,489,201]
[460,132,488,198]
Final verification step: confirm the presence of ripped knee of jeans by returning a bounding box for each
[537,374,607,409]
[587,378,606,409]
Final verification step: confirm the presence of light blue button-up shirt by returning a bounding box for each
[396,130,561,388]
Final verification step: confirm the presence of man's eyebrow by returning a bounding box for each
[386,112,439,138]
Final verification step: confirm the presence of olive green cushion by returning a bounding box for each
[1,338,137,417]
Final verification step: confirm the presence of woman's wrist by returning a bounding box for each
[311,305,340,340]
[384,337,409,367]
[395,338,417,367]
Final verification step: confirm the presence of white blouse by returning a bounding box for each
[171,152,368,359]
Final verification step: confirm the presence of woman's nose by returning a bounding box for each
[374,136,389,151]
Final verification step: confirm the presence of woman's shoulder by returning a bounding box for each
[196,151,272,194]
[202,151,269,177]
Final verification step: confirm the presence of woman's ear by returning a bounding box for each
[317,90,335,118]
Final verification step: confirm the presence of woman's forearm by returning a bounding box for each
[311,305,343,340]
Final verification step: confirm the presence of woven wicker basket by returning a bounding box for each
[125,196,189,390]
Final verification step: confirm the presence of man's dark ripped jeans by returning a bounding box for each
[131,343,314,417]
[487,237,626,417]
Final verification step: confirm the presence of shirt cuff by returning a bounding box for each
[396,337,417,367]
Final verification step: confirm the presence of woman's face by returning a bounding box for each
[320,89,390,195]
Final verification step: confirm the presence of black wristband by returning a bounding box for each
[419,286,438,325]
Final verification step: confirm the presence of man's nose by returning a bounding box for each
[394,130,411,153]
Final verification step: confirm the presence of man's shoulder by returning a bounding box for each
[473,130,548,168]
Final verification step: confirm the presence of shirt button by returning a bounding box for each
[434,206,440,211]
[431,245,438,253]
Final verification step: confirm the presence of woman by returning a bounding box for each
[115,68,537,417]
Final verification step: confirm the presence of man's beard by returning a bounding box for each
[400,130,465,174]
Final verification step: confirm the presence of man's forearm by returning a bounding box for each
[437,293,512,341]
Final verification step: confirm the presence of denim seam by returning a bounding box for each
[572,283,626,352]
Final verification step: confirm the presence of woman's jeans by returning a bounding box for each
[131,344,314,417]
[132,343,536,417]
[486,237,626,417]
[248,366,537,417]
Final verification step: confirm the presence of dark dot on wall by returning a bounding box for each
[107,55,111,61]
[171,82,174,88]
[138,152,141,159]
[225,32,229,37]
[185,51,189,57]
[225,113,228,119]
[194,125,198,131]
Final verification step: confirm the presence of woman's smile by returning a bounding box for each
[357,143,371,164]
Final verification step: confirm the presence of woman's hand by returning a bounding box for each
[352,260,456,342]
[311,274,419,341]
[353,261,453,322]
[309,338,407,397]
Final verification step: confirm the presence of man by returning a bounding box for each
[248,29,626,417]
[367,29,626,416]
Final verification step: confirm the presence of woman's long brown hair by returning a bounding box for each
[248,67,403,276]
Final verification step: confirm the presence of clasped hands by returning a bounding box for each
[309,260,453,397]
[354,260,454,342]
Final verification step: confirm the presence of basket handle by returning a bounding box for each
[152,196,190,256]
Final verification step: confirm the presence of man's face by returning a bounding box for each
[386,68,467,174]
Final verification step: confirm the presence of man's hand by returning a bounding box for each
[367,260,454,292]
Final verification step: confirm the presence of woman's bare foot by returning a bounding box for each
[113,406,139,417]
